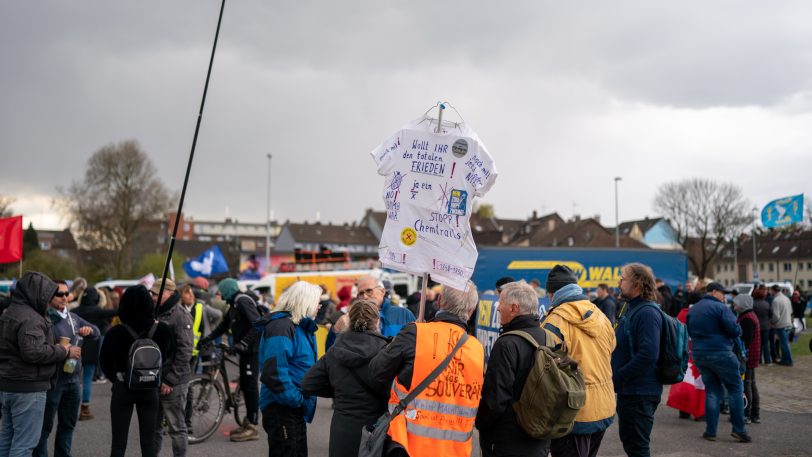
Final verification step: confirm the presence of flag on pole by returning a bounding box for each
[0,216,23,264]
[183,245,229,278]
[761,194,804,228]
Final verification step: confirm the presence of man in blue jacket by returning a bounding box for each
[686,282,750,443]
[356,276,415,334]
[611,263,662,457]
[35,280,99,457]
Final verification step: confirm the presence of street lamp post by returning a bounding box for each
[752,207,759,281]
[614,177,622,248]
[266,154,272,273]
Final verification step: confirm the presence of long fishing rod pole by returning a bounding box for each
[156,0,226,309]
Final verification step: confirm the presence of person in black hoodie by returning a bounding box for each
[99,285,174,457]
[72,287,118,420]
[0,271,80,457]
[476,280,550,457]
[301,299,390,457]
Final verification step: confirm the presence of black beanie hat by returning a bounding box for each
[495,276,516,291]
[546,265,579,294]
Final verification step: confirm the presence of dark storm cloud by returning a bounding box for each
[1,1,811,229]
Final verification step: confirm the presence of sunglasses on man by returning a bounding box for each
[54,291,70,298]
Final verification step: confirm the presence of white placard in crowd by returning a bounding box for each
[371,115,497,290]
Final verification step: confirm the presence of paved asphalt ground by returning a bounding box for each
[63,355,812,457]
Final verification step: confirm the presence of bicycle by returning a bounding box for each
[185,343,244,444]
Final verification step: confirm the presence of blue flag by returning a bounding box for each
[183,245,229,278]
[761,194,804,228]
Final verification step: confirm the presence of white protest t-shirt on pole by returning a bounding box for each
[370,115,497,290]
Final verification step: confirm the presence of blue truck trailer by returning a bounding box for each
[472,246,688,293]
[472,246,688,362]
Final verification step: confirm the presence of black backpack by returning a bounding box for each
[123,323,162,390]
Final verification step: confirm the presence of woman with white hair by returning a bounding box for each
[257,281,321,457]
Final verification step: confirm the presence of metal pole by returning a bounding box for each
[417,102,445,322]
[733,235,738,282]
[752,208,759,282]
[614,177,622,247]
[265,153,272,273]
[156,0,226,309]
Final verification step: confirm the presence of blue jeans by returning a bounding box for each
[693,351,746,436]
[760,329,771,364]
[776,327,793,366]
[0,391,47,457]
[81,364,95,404]
[35,382,82,457]
[616,395,660,457]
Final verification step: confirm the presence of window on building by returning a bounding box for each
[716,265,721,273]
[784,263,792,272]
[760,263,764,271]
[801,262,805,271]
[768,263,774,272]
[808,262,812,270]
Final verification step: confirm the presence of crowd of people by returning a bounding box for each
[0,265,807,457]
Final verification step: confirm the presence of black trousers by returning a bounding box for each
[262,404,307,457]
[616,395,660,457]
[743,368,760,420]
[109,382,160,457]
[550,430,606,457]
[241,352,259,424]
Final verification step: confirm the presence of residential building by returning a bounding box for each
[513,216,648,249]
[712,230,812,291]
[615,217,681,250]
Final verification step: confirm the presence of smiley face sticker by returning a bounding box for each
[400,227,417,246]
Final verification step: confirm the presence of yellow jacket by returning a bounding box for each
[542,296,616,434]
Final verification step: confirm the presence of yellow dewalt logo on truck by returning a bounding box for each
[507,261,622,288]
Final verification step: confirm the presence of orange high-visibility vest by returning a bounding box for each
[387,322,484,457]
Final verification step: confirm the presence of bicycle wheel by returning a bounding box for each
[186,375,226,444]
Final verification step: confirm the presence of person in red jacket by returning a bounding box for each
[733,294,761,424]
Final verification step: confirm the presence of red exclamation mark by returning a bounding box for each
[450,162,456,179]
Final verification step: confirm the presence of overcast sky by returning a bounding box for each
[2,1,811,231]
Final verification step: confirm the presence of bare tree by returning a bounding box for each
[0,195,14,217]
[654,178,751,278]
[65,140,171,276]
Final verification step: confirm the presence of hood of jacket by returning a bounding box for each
[118,285,156,333]
[11,271,57,316]
[549,295,609,339]
[330,331,390,368]
[79,287,100,308]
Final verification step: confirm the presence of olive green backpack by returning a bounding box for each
[502,330,586,440]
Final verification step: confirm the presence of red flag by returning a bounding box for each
[0,215,23,263]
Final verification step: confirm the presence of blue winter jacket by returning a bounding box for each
[686,295,741,354]
[380,298,415,338]
[611,297,663,396]
[257,311,318,422]
[47,308,99,385]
